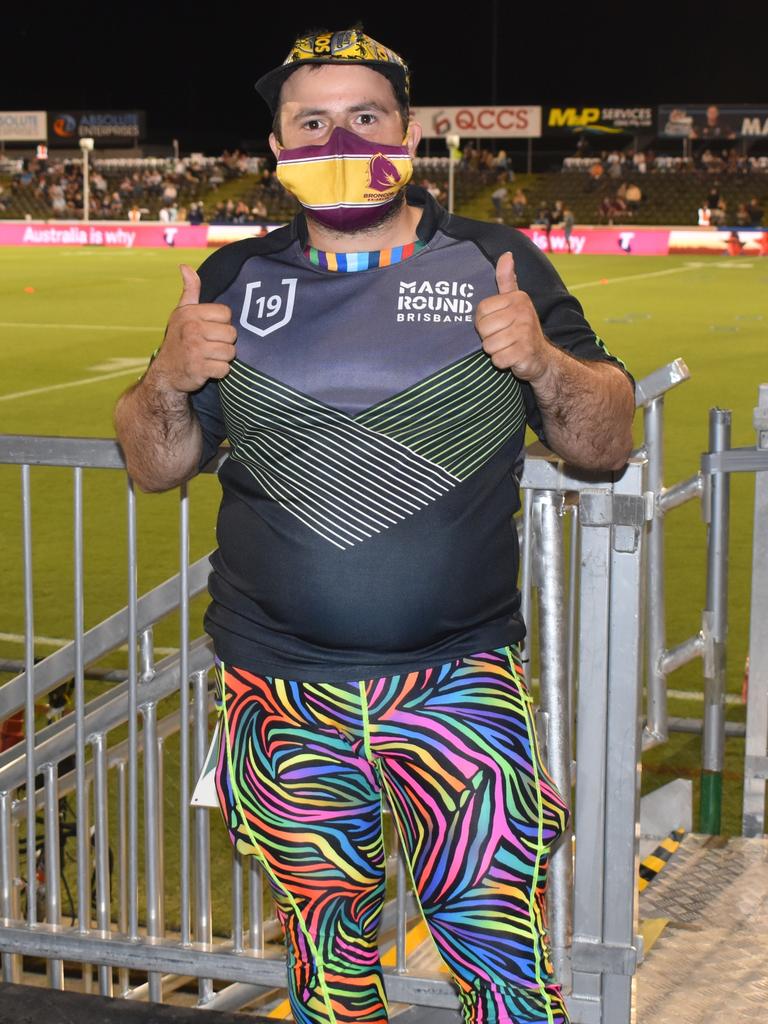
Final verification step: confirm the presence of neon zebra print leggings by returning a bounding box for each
[213,646,571,1024]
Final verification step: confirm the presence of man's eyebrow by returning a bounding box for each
[290,101,391,120]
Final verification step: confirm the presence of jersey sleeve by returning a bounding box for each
[493,228,634,445]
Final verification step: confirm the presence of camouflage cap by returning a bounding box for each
[255,28,410,114]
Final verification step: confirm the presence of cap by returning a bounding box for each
[255,28,410,115]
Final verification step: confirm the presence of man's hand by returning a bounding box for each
[475,248,635,471]
[150,264,237,393]
[474,251,552,382]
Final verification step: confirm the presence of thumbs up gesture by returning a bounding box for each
[475,251,551,382]
[149,264,237,393]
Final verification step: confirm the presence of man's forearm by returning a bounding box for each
[531,344,635,470]
[114,368,203,492]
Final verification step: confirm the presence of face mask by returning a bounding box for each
[275,125,413,232]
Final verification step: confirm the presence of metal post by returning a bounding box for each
[43,764,64,989]
[700,409,731,834]
[644,397,668,742]
[532,491,572,985]
[126,478,139,939]
[193,668,213,1002]
[179,483,191,946]
[92,733,113,996]
[139,627,155,683]
[519,486,535,678]
[116,760,130,995]
[142,701,162,1002]
[0,791,21,982]
[249,858,263,953]
[232,852,244,954]
[395,832,407,974]
[21,464,37,926]
[742,384,768,836]
[74,467,89,931]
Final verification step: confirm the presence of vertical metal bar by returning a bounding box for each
[566,505,579,753]
[700,409,731,834]
[43,764,64,988]
[157,736,165,939]
[532,492,572,985]
[743,385,768,836]
[519,486,534,677]
[0,791,21,982]
[600,460,645,1023]
[192,668,213,1001]
[232,852,244,954]
[395,832,407,973]
[142,701,162,1003]
[21,464,37,926]
[73,465,89,931]
[179,482,191,946]
[249,858,263,952]
[126,477,139,940]
[116,761,130,995]
[570,487,612,1013]
[644,396,668,742]
[82,778,93,991]
[92,734,113,996]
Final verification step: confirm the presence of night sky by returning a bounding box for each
[5,3,768,152]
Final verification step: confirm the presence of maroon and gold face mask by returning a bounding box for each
[275,125,413,232]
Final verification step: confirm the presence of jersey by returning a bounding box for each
[189,184,631,682]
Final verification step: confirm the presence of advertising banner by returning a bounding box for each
[0,221,208,248]
[47,111,145,146]
[411,106,541,139]
[544,107,654,135]
[668,228,768,256]
[0,111,47,141]
[522,226,671,256]
[659,105,768,139]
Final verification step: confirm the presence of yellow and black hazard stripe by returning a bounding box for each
[638,828,685,892]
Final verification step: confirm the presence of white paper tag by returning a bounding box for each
[190,721,222,808]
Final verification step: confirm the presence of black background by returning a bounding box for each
[5,2,768,152]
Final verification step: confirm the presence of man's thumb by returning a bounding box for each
[178,264,201,306]
[495,251,519,294]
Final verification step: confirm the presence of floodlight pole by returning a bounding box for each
[80,137,94,224]
[446,133,460,215]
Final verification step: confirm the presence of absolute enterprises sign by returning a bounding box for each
[47,110,145,146]
[545,107,654,134]
[411,107,541,139]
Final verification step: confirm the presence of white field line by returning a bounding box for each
[0,367,146,402]
[0,632,177,656]
[0,322,158,332]
[569,264,705,291]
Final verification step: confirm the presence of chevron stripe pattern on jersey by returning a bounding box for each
[214,647,571,1024]
[218,351,524,550]
[356,349,526,479]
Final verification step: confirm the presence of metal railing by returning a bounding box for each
[0,367,766,1023]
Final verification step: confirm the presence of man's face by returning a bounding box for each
[707,105,719,123]
[268,64,420,157]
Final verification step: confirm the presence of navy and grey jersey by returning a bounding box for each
[187,185,631,681]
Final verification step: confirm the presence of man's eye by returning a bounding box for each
[303,119,323,130]
[356,114,376,125]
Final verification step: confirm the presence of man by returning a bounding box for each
[114,27,634,1024]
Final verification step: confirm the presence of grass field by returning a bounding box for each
[0,243,764,884]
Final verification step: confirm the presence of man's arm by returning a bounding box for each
[475,251,634,471]
[113,264,236,492]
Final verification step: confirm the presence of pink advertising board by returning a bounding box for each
[0,220,209,247]
[520,226,672,256]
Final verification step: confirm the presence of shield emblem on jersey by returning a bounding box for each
[239,278,297,337]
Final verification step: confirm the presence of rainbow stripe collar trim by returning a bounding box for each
[303,239,426,272]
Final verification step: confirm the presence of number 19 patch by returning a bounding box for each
[239,278,297,337]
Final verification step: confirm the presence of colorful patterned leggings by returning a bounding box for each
[213,646,571,1024]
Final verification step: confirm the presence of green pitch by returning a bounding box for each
[0,246,764,849]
